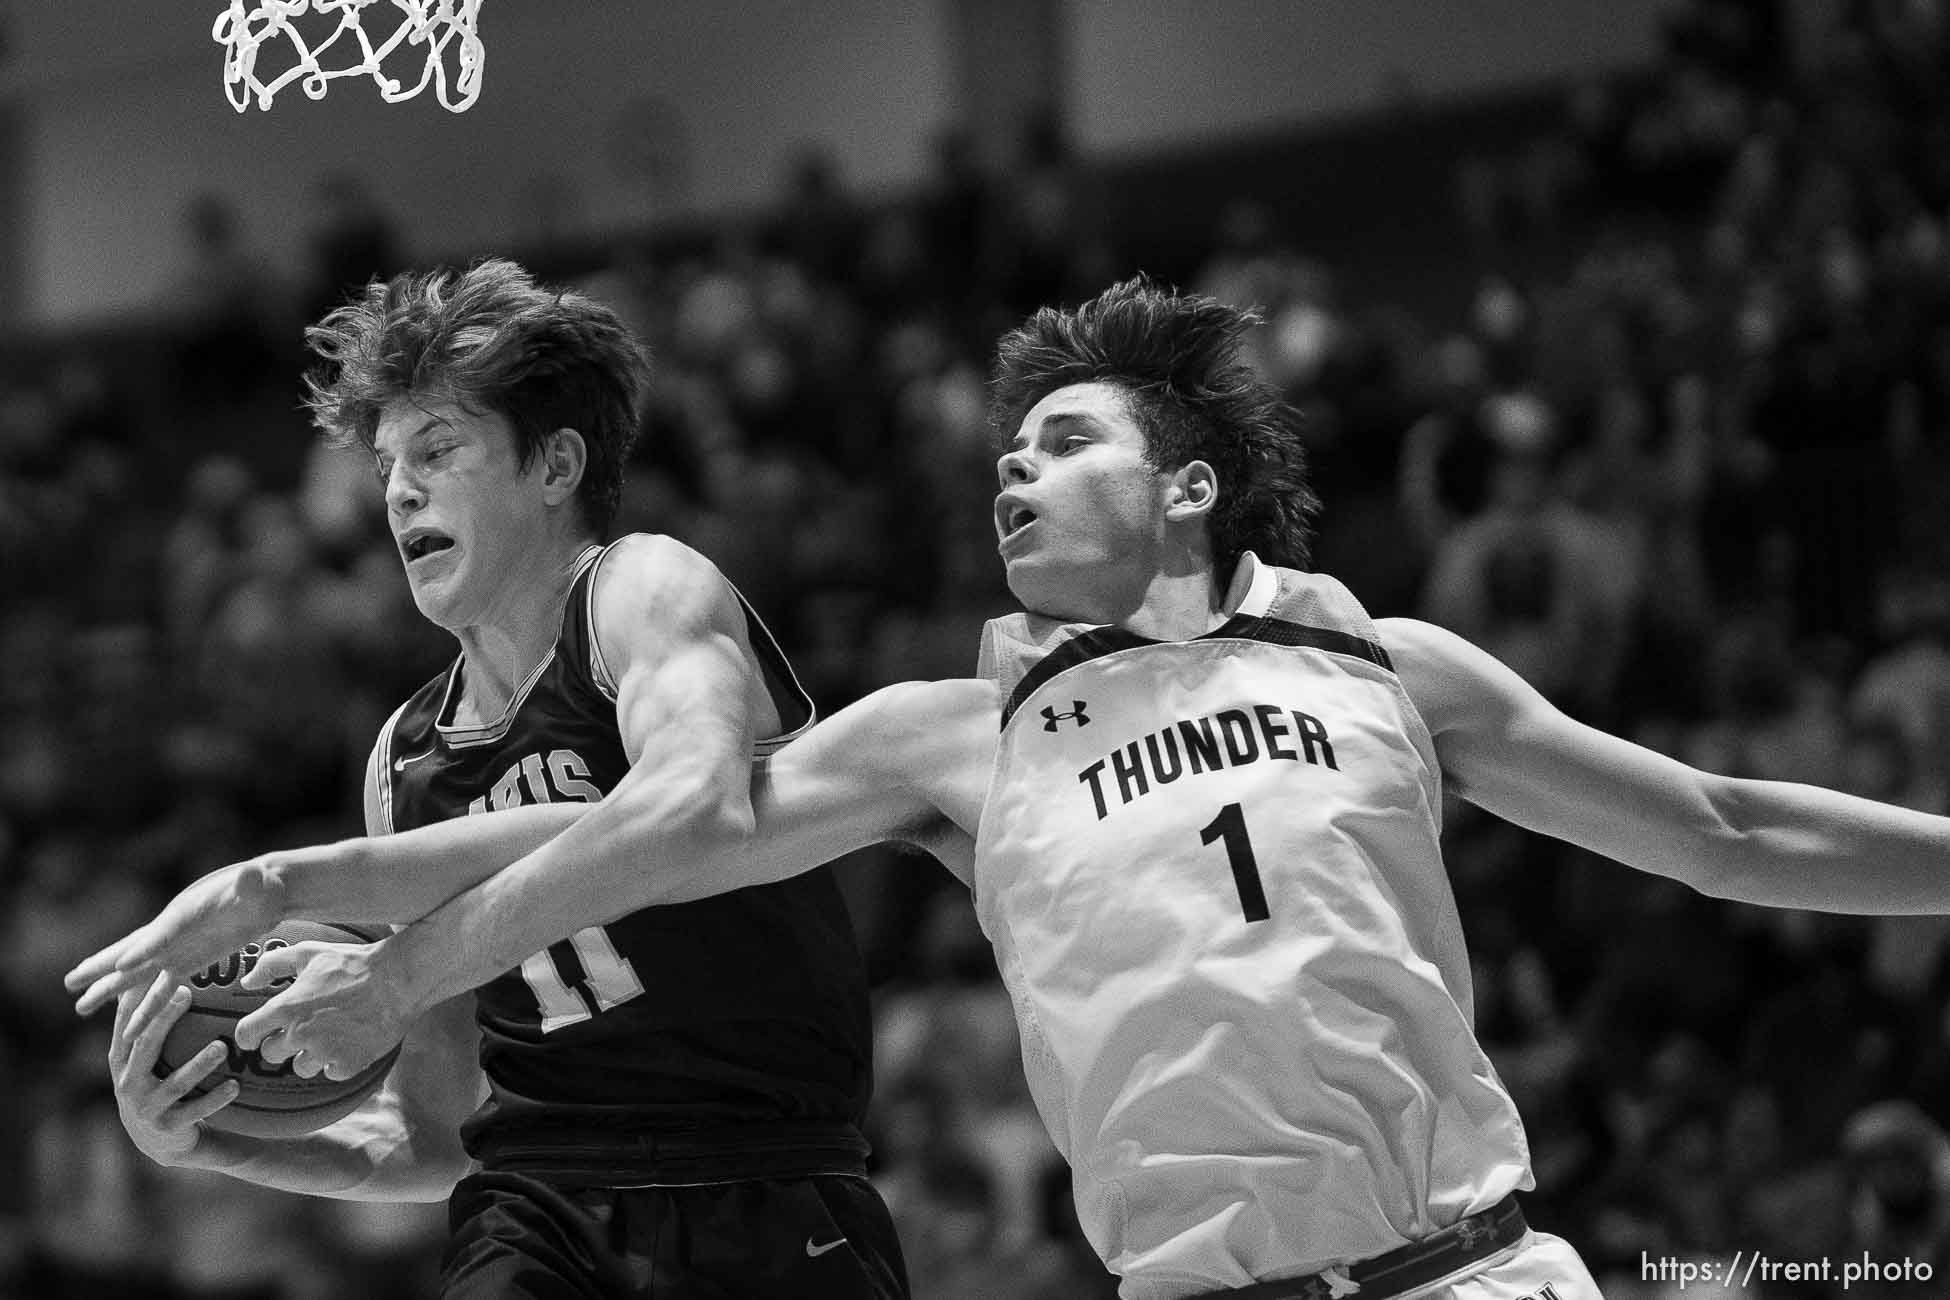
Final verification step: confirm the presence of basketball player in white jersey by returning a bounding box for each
[72,278,1950,1300]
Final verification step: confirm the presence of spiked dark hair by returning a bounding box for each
[988,275,1321,573]
[303,258,650,537]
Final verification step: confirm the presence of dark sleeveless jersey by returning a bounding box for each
[364,540,874,1179]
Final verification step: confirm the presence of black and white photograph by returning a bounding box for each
[8,3,1950,1297]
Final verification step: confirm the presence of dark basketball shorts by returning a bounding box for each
[441,1169,910,1299]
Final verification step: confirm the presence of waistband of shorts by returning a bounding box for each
[1191,1194,1528,1300]
[469,1119,871,1185]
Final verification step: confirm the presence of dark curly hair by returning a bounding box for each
[988,274,1321,574]
[303,258,650,537]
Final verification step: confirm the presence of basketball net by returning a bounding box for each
[212,0,487,113]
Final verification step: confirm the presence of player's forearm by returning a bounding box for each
[1703,776,1950,914]
[380,777,772,1012]
[372,686,950,1015]
[169,1106,465,1202]
[271,803,592,924]
[170,1019,479,1203]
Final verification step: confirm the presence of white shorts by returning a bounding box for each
[1404,1230,1603,1300]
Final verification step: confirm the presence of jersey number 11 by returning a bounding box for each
[520,926,646,1032]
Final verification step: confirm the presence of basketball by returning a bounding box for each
[155,920,402,1139]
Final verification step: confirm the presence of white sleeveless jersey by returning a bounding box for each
[972,554,1532,1297]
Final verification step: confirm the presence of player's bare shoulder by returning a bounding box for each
[1372,616,1496,739]
[593,533,730,619]
[588,533,751,663]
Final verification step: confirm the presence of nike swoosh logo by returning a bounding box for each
[805,1236,848,1258]
[393,748,436,772]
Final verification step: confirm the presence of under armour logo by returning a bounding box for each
[1042,701,1090,730]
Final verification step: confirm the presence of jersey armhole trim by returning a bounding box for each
[582,545,815,751]
[582,541,623,702]
[733,581,818,752]
[365,699,414,837]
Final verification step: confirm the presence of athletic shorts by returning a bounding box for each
[441,1169,910,1299]
[1393,1230,1601,1300]
[1183,1228,1601,1300]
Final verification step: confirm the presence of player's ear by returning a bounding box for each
[539,428,587,505]
[1165,459,1218,524]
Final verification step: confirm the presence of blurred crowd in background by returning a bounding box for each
[7,1,1950,1296]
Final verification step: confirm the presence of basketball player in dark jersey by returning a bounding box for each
[79,260,908,1299]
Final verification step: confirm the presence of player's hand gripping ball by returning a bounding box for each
[154,920,401,1137]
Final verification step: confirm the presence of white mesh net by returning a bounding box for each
[212,0,486,113]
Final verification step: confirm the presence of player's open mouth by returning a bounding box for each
[1001,506,1038,541]
[401,532,456,564]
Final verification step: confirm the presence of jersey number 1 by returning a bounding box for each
[520,926,646,1032]
[1200,802,1270,922]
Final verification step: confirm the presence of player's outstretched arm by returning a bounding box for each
[242,674,989,1079]
[1386,617,1950,914]
[110,970,481,1202]
[65,802,590,1017]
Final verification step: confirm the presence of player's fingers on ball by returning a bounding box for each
[125,984,192,1074]
[129,1041,216,1115]
[242,1017,299,1062]
[134,967,176,1014]
[155,1040,232,1105]
[113,972,177,1065]
[173,1078,240,1128]
[132,965,173,1010]
[232,1006,282,1053]
[238,944,305,991]
[109,985,143,1063]
[314,1052,360,1082]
